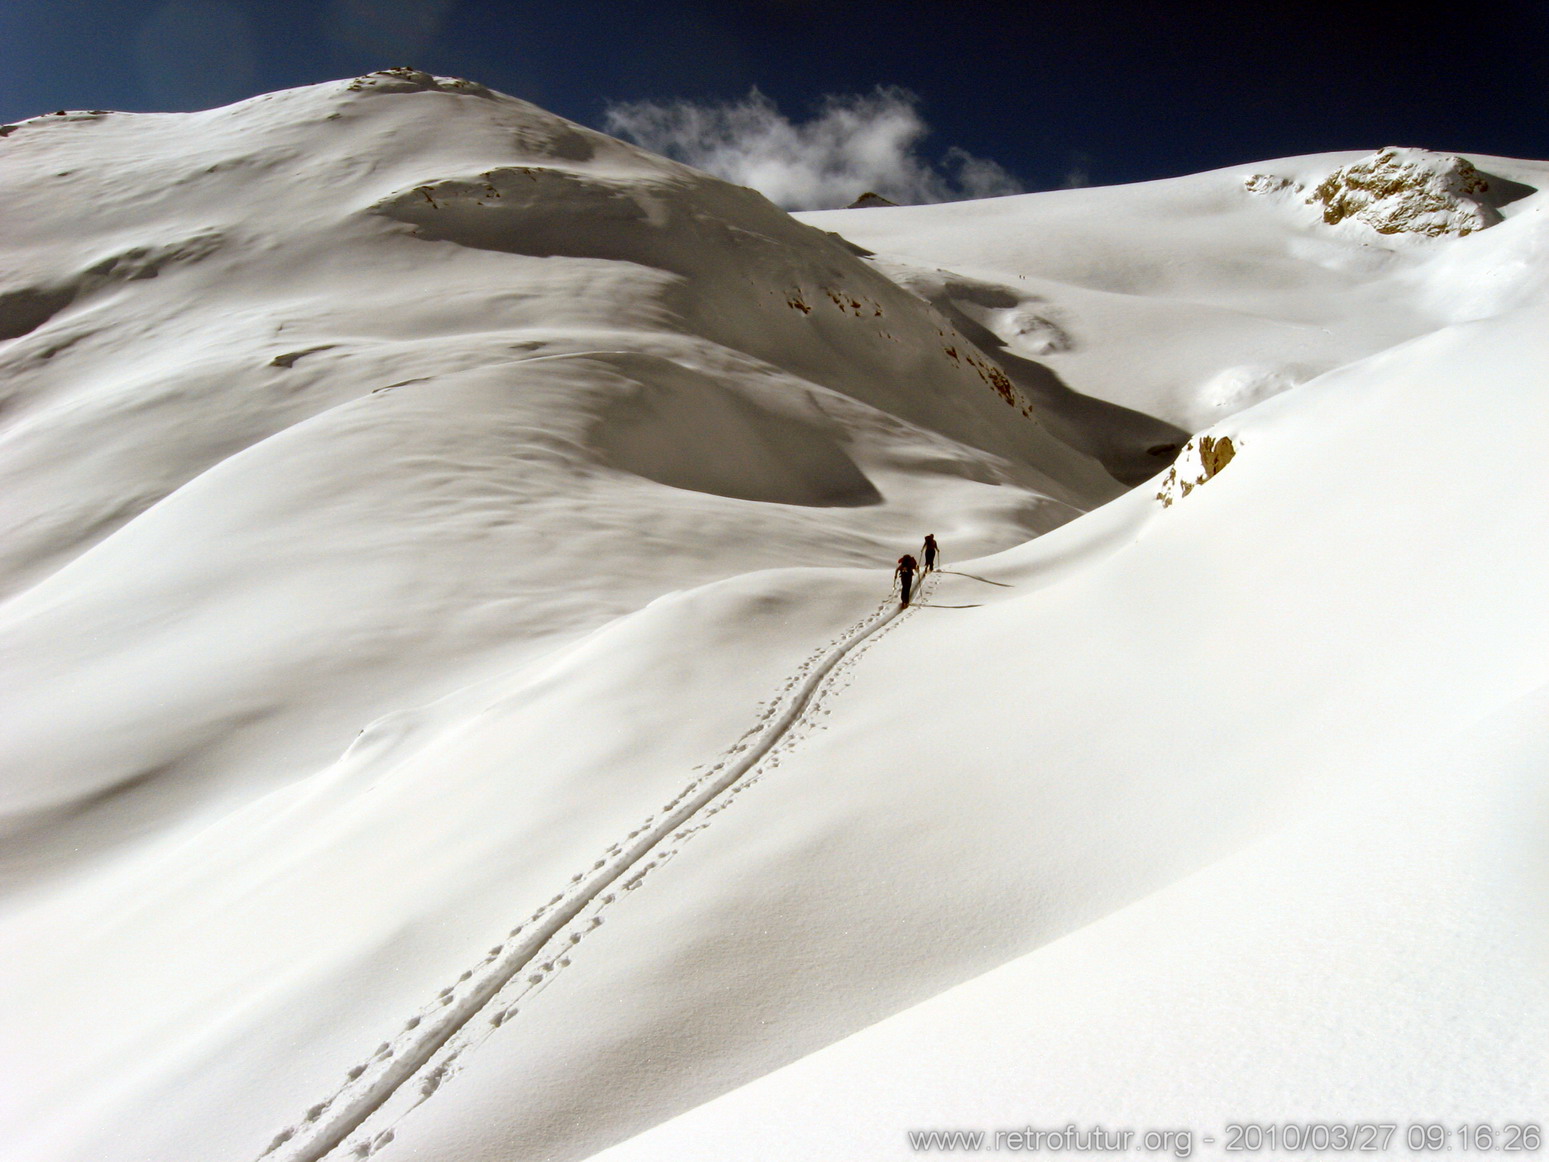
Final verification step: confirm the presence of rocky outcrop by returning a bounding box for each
[1304,147,1499,237]
[1243,173,1297,196]
[1156,434,1235,507]
[847,191,899,209]
[346,67,492,97]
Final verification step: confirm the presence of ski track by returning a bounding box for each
[257,575,934,1162]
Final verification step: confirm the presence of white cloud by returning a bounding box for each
[1060,151,1093,189]
[602,88,1024,210]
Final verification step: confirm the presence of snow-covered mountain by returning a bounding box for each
[2,71,1546,1162]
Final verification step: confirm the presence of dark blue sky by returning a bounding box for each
[3,0,1546,191]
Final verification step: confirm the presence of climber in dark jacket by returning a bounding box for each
[894,553,918,607]
[921,534,938,574]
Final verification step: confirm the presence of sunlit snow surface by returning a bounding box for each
[2,73,1546,1161]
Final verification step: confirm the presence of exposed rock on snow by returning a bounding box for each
[346,66,492,97]
[1305,146,1500,236]
[1242,172,1301,197]
[1155,433,1235,506]
[847,191,899,208]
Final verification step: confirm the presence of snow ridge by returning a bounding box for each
[259,581,930,1162]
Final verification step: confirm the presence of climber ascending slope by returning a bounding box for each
[921,534,939,574]
[894,553,918,607]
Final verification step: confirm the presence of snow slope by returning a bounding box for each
[800,147,1545,459]
[0,67,1111,888]
[2,72,1547,1162]
[599,305,1549,1162]
[600,681,1549,1162]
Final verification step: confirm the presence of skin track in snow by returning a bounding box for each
[259,579,930,1162]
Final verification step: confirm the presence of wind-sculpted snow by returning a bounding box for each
[367,155,1074,461]
[0,68,1114,863]
[0,70,1113,1161]
[587,352,882,507]
[802,147,1546,431]
[3,71,1549,1162]
[596,308,1549,1162]
[862,260,1190,483]
[0,229,225,340]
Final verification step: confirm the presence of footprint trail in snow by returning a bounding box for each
[259,577,932,1162]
